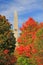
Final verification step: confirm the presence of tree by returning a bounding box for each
[15,18,43,65]
[0,15,16,54]
[0,15,17,65]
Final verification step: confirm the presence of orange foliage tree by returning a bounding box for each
[15,18,43,65]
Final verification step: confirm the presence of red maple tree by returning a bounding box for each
[15,18,43,65]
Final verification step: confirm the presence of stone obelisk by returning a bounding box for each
[14,11,18,46]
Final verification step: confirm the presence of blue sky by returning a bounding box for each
[0,0,43,28]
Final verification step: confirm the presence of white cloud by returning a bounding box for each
[0,0,43,26]
[0,0,43,16]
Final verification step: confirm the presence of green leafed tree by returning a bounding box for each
[0,15,16,54]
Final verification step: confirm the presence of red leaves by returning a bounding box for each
[16,18,43,65]
[25,52,31,58]
[36,57,43,65]
[16,45,24,55]
[20,27,24,31]
[38,64,43,65]
[24,39,27,43]
[25,18,37,27]
[21,33,26,38]
[20,18,37,31]
[32,34,36,40]
[3,49,9,54]
[10,55,17,64]
[25,45,30,52]
[37,58,41,63]
[38,22,43,29]
[17,38,22,43]
[16,44,37,58]
[4,55,17,64]
[32,48,37,54]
